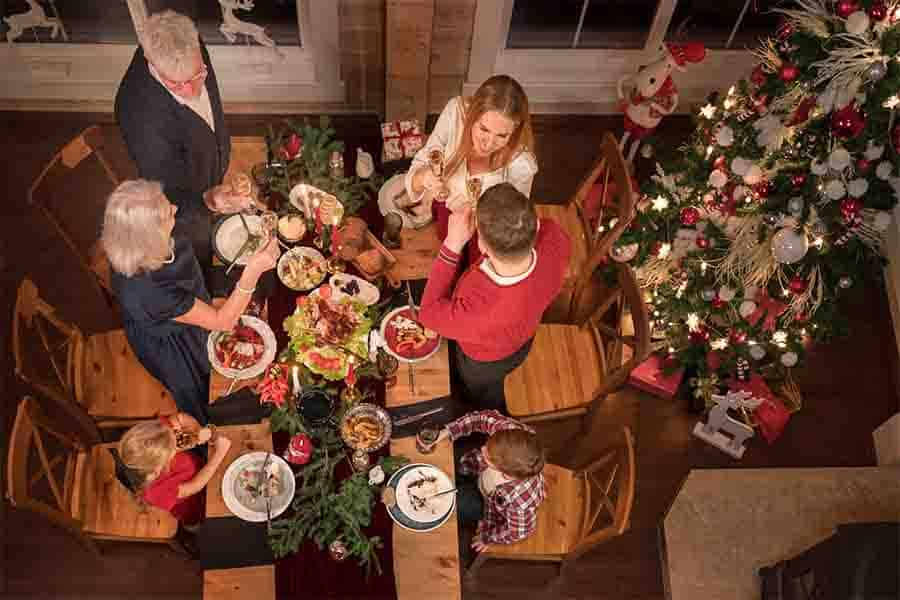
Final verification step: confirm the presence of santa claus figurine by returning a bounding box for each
[617,41,706,162]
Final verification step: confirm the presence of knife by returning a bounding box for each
[225,231,257,275]
[393,406,444,427]
[258,452,271,501]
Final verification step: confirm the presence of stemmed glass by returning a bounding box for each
[429,149,450,202]
[466,176,482,206]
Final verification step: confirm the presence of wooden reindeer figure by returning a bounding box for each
[616,41,705,163]
[4,0,66,44]
[218,0,281,57]
[692,390,756,459]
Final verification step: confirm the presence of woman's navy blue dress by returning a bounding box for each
[112,235,212,424]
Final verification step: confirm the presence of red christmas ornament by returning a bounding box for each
[779,63,800,82]
[855,158,872,173]
[753,94,770,114]
[869,1,888,21]
[711,296,724,309]
[730,329,747,345]
[836,0,858,18]
[680,206,701,226]
[795,311,809,323]
[286,433,314,465]
[840,197,863,221]
[776,19,795,40]
[791,173,807,188]
[690,327,711,344]
[788,276,808,294]
[750,64,768,87]
[752,180,772,198]
[831,104,866,139]
[892,123,900,154]
[713,155,727,170]
[696,236,710,249]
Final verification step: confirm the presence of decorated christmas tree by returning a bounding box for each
[610,0,900,404]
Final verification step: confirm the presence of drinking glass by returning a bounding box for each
[383,212,403,249]
[415,421,440,454]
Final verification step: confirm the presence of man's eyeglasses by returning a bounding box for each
[152,61,208,91]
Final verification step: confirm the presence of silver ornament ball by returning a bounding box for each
[749,345,766,360]
[640,144,654,159]
[866,61,887,83]
[838,275,853,289]
[701,288,717,301]
[787,197,804,215]
[771,227,809,264]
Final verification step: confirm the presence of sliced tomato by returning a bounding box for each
[318,285,332,300]
[296,295,307,308]
[309,351,341,371]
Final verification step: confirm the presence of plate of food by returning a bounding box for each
[283,287,372,380]
[385,463,455,532]
[329,273,380,306]
[380,306,441,363]
[277,246,327,291]
[207,316,277,379]
[339,403,392,452]
[212,214,265,266]
[222,451,296,523]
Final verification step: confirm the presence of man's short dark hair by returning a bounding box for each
[476,183,538,261]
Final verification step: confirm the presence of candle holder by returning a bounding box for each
[325,255,347,274]
[350,449,370,471]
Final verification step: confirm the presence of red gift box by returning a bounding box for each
[381,119,424,162]
[628,353,684,399]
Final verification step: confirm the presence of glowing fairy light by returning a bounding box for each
[700,104,717,119]
[686,313,701,331]
[700,261,708,274]
[658,242,672,258]
[883,95,900,109]
[772,330,788,346]
[652,195,670,211]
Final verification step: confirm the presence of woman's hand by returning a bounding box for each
[445,205,475,253]
[245,237,280,276]
[415,167,449,202]
[207,184,253,214]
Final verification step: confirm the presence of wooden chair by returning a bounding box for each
[466,425,636,589]
[6,396,179,556]
[537,132,636,323]
[29,125,122,308]
[13,278,177,428]
[505,263,651,423]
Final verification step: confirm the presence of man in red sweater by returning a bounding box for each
[419,183,571,412]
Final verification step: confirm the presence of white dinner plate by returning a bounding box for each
[222,451,296,523]
[386,463,455,532]
[213,214,263,266]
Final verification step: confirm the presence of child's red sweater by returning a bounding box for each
[419,218,571,361]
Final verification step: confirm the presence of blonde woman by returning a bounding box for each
[118,415,232,526]
[102,180,278,424]
[115,10,247,273]
[405,75,537,261]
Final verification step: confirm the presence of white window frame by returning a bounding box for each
[466,0,757,114]
[0,0,343,111]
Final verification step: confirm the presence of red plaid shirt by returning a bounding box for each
[446,410,546,545]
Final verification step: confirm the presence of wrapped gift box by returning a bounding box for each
[381,119,424,162]
[628,353,684,399]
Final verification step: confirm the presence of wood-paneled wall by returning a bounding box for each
[341,0,477,119]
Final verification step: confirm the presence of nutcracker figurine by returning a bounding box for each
[617,41,706,162]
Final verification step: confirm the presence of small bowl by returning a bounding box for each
[339,403,392,453]
[278,214,307,243]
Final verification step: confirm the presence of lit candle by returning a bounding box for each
[292,365,301,396]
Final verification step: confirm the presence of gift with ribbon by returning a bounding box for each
[729,374,791,444]
[745,289,787,331]
[381,119,425,162]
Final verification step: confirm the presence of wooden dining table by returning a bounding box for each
[202,137,460,599]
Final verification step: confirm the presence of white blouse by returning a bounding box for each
[404,97,537,210]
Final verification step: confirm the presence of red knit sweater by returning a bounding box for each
[419,218,571,361]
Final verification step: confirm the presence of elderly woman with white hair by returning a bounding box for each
[102,179,278,424]
[115,10,245,276]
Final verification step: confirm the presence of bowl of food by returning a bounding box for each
[380,306,441,363]
[277,246,327,291]
[278,214,307,243]
[222,451,296,523]
[339,403,392,452]
[207,316,277,379]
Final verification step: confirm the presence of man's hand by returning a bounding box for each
[445,205,475,254]
[471,533,487,553]
[207,184,253,214]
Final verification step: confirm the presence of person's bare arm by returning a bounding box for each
[176,435,232,499]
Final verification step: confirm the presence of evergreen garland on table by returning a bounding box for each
[605,0,900,402]
[268,400,408,575]
[265,116,383,216]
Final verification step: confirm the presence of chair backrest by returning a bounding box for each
[570,425,636,560]
[28,126,120,304]
[6,396,97,543]
[12,278,98,435]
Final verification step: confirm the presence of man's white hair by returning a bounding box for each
[102,180,171,278]
[140,10,200,80]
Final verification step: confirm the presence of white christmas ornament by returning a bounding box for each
[788,197,804,215]
[739,300,758,319]
[716,126,735,147]
[731,157,751,176]
[771,227,809,264]
[753,114,788,152]
[847,178,869,198]
[610,243,639,263]
[749,345,766,360]
[824,179,847,200]
[708,170,728,189]
[845,11,870,35]
[810,159,828,175]
[780,352,799,367]
[828,147,851,171]
[876,161,893,180]
[817,86,837,114]
[865,142,885,160]
[874,211,892,232]
[718,286,736,301]
[743,165,763,185]
[368,465,385,486]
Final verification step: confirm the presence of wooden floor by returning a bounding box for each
[2,111,898,600]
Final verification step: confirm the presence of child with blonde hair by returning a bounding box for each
[435,410,546,552]
[118,413,231,527]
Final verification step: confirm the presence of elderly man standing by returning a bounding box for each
[115,10,246,275]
